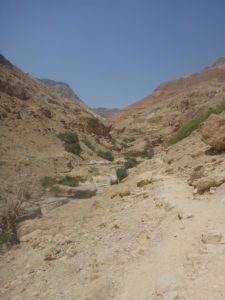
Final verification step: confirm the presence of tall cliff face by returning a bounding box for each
[109,57,225,149]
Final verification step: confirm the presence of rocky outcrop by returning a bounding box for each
[200,113,225,150]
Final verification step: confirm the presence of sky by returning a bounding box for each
[1,0,225,108]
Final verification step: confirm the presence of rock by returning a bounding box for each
[200,113,225,150]
[177,211,194,220]
[54,183,97,198]
[136,171,153,187]
[201,230,223,245]
[188,165,204,185]
[191,177,217,194]
[44,247,62,261]
[119,185,131,197]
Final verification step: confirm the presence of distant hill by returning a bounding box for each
[91,107,120,118]
[39,78,85,105]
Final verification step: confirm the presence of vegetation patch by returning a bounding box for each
[57,131,82,155]
[97,150,114,161]
[116,167,128,182]
[169,103,225,145]
[59,175,85,187]
[124,157,139,169]
[125,148,154,159]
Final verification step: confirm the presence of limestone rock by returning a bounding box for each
[201,230,223,245]
[136,171,153,187]
[119,185,131,197]
[188,165,204,185]
[200,113,225,150]
[191,177,217,193]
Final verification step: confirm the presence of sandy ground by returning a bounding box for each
[1,153,225,300]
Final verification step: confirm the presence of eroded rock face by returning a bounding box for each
[200,113,225,150]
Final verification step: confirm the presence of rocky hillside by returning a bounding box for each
[91,107,120,118]
[39,79,85,105]
[110,57,225,150]
[0,54,119,184]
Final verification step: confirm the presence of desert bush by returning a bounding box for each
[169,103,225,145]
[57,131,79,144]
[64,142,82,155]
[124,157,139,169]
[57,131,82,155]
[0,177,40,247]
[59,175,85,187]
[116,167,128,182]
[125,148,154,159]
[97,150,114,161]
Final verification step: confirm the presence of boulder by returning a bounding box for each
[200,113,225,150]
[136,171,153,187]
[118,185,131,197]
[191,177,217,194]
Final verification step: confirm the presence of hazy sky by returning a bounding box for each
[1,0,225,108]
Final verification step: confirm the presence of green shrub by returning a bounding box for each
[97,150,114,161]
[59,175,85,187]
[57,131,82,155]
[116,167,128,182]
[124,157,139,169]
[125,148,154,159]
[169,103,225,145]
[64,142,82,155]
[57,131,79,144]
[82,138,95,151]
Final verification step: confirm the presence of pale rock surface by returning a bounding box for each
[200,113,225,150]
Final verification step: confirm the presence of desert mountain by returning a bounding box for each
[110,57,225,150]
[39,78,85,105]
[39,78,119,119]
[91,107,119,118]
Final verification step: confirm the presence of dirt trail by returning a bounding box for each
[1,160,225,299]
